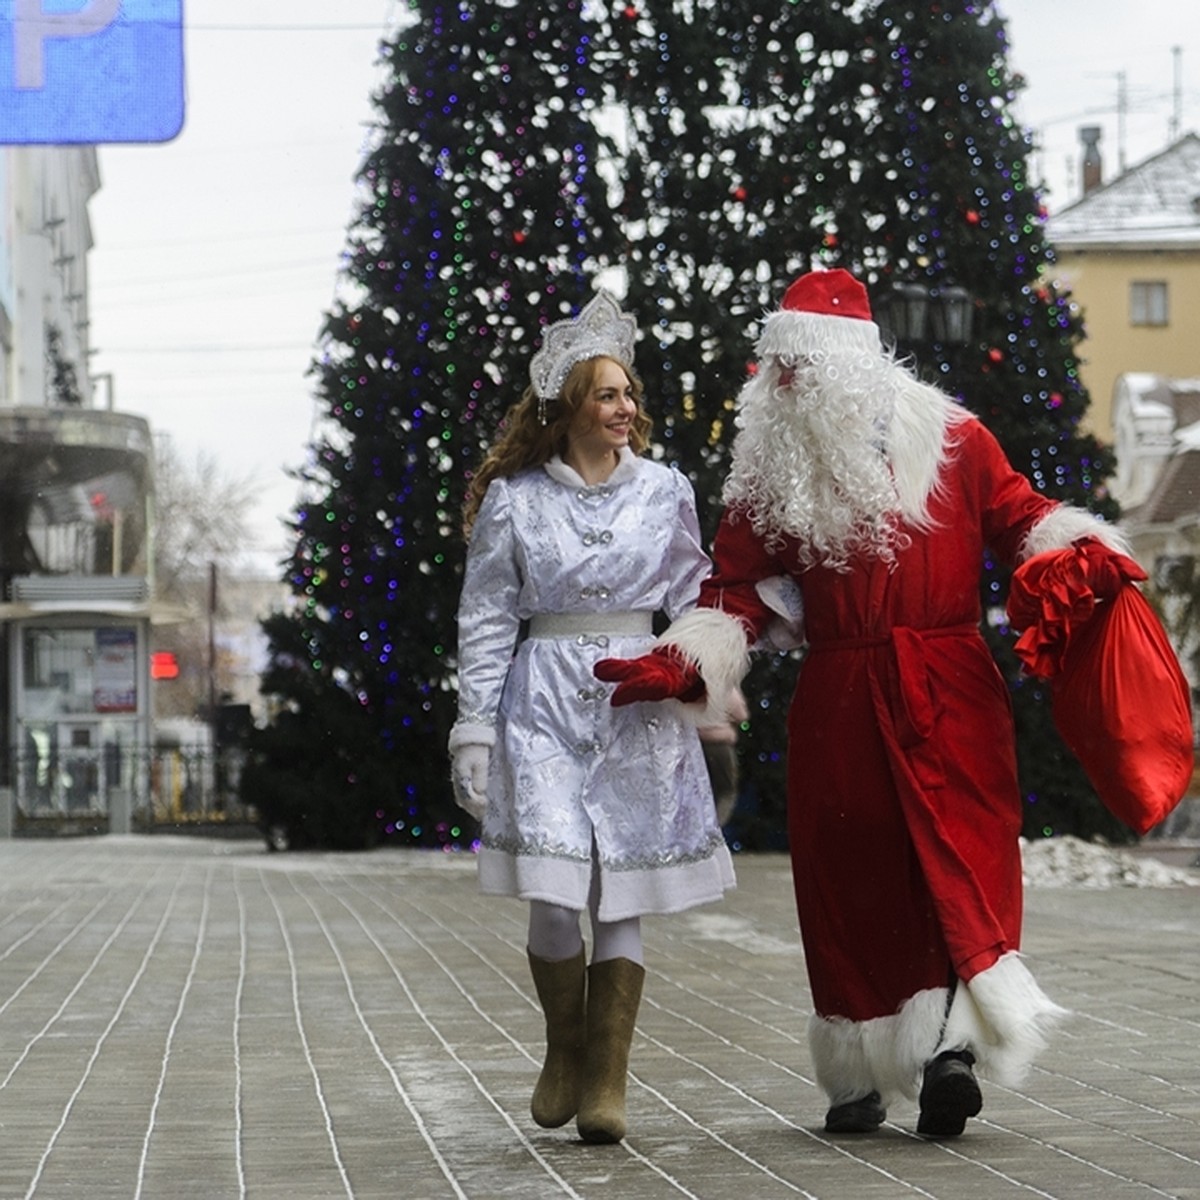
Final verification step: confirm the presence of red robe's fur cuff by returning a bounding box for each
[656,607,751,726]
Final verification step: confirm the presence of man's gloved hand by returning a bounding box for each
[594,646,705,707]
[451,743,490,821]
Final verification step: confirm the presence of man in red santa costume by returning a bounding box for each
[596,268,1130,1137]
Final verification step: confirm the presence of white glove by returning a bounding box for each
[451,743,490,821]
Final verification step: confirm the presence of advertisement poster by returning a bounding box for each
[94,627,137,713]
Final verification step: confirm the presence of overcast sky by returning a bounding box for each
[85,2,1200,575]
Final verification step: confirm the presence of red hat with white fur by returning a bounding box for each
[755,268,882,360]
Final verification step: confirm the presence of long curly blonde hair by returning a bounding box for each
[462,355,652,539]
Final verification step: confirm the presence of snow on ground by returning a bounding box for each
[1021,835,1199,888]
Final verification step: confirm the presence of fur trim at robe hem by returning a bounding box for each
[478,839,736,923]
[808,951,1068,1108]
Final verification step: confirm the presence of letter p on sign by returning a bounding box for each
[16,0,122,88]
[0,0,184,144]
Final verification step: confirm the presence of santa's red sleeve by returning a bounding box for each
[968,418,1128,564]
[699,509,789,637]
[651,507,783,722]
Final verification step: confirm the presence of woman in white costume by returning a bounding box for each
[449,290,735,1144]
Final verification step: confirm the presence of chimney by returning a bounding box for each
[1080,125,1103,194]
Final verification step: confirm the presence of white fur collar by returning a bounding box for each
[543,446,639,489]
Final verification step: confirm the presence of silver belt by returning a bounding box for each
[527,612,654,642]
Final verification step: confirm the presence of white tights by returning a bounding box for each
[527,896,643,966]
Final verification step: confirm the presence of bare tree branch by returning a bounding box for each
[154,437,261,601]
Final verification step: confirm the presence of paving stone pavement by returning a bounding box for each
[0,835,1196,1200]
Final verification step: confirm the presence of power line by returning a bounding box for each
[187,23,391,32]
[94,223,354,252]
[92,274,340,304]
[96,256,339,290]
[98,344,313,355]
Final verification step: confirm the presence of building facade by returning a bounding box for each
[1046,132,1200,443]
[0,144,156,831]
[1109,372,1200,701]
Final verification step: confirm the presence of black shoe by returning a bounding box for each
[917,1050,982,1137]
[825,1090,886,1133]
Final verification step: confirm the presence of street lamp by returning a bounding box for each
[875,282,973,349]
[928,285,973,345]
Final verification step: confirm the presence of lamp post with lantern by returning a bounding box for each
[873,281,974,356]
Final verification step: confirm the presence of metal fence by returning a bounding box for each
[6,745,256,833]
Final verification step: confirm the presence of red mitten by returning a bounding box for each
[1008,539,1147,678]
[594,647,705,707]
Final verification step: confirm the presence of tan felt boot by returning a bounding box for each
[576,957,645,1144]
[527,948,587,1128]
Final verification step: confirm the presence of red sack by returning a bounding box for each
[1008,543,1194,836]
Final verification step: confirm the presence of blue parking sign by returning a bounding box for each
[0,0,184,144]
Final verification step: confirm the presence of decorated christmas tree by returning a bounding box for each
[245,2,624,848]
[250,0,1124,849]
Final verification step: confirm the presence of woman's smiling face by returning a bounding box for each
[565,357,637,461]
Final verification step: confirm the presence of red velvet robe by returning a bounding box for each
[699,417,1057,1030]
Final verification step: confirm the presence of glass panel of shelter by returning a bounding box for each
[15,626,140,816]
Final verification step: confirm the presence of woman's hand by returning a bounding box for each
[451,743,490,820]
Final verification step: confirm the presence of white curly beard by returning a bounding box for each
[723,353,918,571]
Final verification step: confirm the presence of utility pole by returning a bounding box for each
[208,561,219,807]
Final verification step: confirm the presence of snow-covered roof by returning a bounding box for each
[1177,421,1200,452]
[1047,132,1200,251]
[1115,372,1175,418]
[1128,446,1200,526]
[1114,374,1200,526]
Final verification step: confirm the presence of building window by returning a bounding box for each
[1130,281,1169,327]
[22,626,139,714]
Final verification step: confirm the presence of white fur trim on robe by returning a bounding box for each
[938,951,1069,1086]
[656,607,751,726]
[808,951,1068,1107]
[809,988,948,1108]
[1020,505,1131,561]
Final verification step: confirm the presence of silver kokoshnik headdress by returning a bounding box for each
[529,289,638,424]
